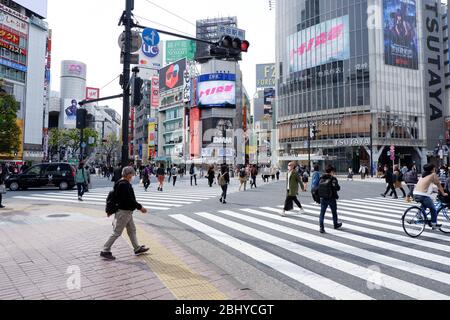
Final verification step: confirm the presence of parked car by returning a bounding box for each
[5,163,76,191]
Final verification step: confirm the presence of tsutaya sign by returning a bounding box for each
[423,0,446,150]
[334,138,370,147]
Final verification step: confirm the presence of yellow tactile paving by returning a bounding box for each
[130,226,229,300]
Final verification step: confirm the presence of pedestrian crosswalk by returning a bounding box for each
[170,197,450,300]
[11,185,224,211]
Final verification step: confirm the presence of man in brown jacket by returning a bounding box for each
[281,162,306,217]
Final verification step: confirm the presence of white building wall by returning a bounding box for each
[24,20,47,146]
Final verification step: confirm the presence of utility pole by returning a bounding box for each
[120,0,133,167]
[370,123,374,178]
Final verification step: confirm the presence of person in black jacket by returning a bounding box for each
[101,166,149,261]
[318,165,342,234]
[218,164,230,204]
[381,165,398,199]
[0,164,6,209]
[111,163,122,183]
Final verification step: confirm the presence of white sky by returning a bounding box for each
[47,0,276,115]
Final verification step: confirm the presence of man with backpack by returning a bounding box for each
[218,164,230,204]
[318,165,342,234]
[281,162,306,217]
[101,166,149,261]
[189,164,198,186]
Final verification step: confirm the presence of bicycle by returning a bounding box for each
[402,196,450,238]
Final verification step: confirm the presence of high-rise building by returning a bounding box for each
[275,0,449,172]
[0,0,49,163]
[195,17,238,63]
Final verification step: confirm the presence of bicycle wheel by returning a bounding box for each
[402,206,426,238]
[437,206,450,234]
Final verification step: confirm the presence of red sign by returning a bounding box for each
[151,77,159,109]
[86,87,100,101]
[0,27,20,45]
[190,108,201,159]
[0,39,26,55]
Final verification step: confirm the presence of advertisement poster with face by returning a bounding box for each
[384,0,418,69]
[64,99,78,126]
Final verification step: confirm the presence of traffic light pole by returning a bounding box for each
[120,0,133,167]
[80,128,84,161]
[307,121,311,173]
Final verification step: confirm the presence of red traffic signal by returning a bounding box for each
[241,40,250,52]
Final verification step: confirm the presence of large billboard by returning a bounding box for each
[159,59,186,92]
[197,74,236,107]
[264,88,275,116]
[166,40,196,64]
[288,15,350,73]
[384,0,418,69]
[256,64,276,89]
[14,0,47,18]
[63,99,78,126]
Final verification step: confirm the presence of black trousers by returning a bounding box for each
[173,176,177,186]
[383,183,398,198]
[221,185,228,201]
[191,175,197,185]
[77,183,85,198]
[143,179,150,190]
[251,176,257,188]
[0,193,2,205]
[284,196,303,211]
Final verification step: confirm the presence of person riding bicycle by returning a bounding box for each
[413,164,448,230]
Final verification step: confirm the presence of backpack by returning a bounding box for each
[239,169,246,178]
[398,172,404,182]
[171,168,178,176]
[105,181,122,217]
[218,173,227,186]
[190,167,195,175]
[318,177,334,199]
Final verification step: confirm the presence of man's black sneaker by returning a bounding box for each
[219,198,223,203]
[0,205,5,209]
[135,246,150,255]
[320,228,326,234]
[334,223,343,230]
[380,194,386,198]
[100,252,116,261]
[432,223,442,230]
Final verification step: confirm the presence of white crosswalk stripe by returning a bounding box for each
[11,185,224,211]
[170,197,450,300]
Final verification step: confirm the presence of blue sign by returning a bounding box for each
[0,58,27,72]
[81,142,87,149]
[142,43,159,58]
[142,28,160,47]
[198,73,236,83]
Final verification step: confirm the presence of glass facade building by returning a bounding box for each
[275,0,438,173]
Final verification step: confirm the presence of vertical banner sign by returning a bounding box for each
[183,65,191,103]
[256,64,276,88]
[384,0,419,69]
[151,77,159,109]
[423,0,445,150]
[190,108,201,159]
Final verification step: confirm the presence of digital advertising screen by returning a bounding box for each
[159,58,186,92]
[287,15,350,73]
[196,74,236,107]
[384,0,418,69]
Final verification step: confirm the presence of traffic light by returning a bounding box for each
[76,108,88,129]
[209,35,250,60]
[132,77,144,106]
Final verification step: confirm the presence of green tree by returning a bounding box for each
[0,92,20,155]
[48,128,66,159]
[102,133,121,166]
[63,128,99,158]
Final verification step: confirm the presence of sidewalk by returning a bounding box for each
[0,202,257,300]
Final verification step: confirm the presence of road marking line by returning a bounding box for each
[172,214,372,300]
